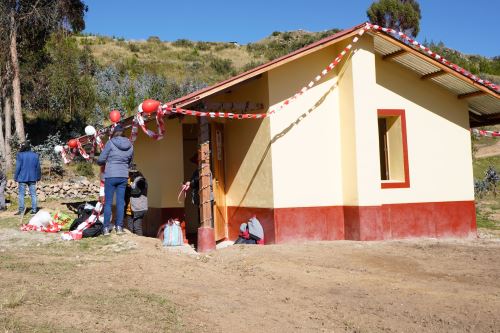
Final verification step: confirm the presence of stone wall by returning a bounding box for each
[5,178,100,202]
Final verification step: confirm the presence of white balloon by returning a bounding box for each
[54,145,63,153]
[137,103,143,113]
[85,125,96,136]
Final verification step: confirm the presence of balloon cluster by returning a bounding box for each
[139,99,161,114]
[54,99,161,155]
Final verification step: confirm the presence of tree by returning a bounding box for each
[367,0,422,38]
[0,0,88,134]
[0,0,87,169]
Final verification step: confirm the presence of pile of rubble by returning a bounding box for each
[5,177,100,202]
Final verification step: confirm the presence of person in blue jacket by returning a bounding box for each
[97,124,134,235]
[14,142,41,215]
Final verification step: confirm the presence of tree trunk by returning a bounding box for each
[9,7,25,142]
[0,107,6,170]
[3,94,13,172]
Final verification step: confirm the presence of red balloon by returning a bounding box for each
[142,99,160,114]
[110,110,121,123]
[68,139,78,149]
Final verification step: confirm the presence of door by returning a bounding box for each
[211,122,227,241]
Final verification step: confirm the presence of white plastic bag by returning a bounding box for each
[28,210,52,228]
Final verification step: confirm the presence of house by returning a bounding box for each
[121,23,500,243]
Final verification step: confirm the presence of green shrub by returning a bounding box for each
[128,43,140,53]
[196,42,211,51]
[209,57,235,75]
[75,162,95,177]
[172,39,194,48]
[147,36,161,43]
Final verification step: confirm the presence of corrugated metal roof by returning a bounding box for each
[392,53,440,76]
[372,34,500,124]
[469,95,500,115]
[374,35,400,55]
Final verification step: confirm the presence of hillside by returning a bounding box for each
[76,29,340,86]
[78,29,500,87]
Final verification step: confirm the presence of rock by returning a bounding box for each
[38,192,46,202]
[70,176,88,184]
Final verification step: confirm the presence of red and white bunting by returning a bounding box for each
[472,128,500,137]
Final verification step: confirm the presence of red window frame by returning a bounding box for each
[378,109,410,189]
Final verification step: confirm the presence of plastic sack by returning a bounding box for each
[163,220,183,247]
[28,210,52,228]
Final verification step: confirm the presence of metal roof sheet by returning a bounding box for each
[392,53,440,76]
[372,34,500,123]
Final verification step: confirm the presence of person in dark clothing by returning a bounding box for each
[14,142,41,215]
[126,166,148,236]
[97,124,133,235]
[0,169,6,211]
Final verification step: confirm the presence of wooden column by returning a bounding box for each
[197,117,216,252]
[198,141,212,228]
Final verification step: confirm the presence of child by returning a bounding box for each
[126,166,148,236]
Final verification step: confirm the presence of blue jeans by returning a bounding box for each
[18,181,37,213]
[103,177,128,229]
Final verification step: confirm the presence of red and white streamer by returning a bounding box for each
[472,128,500,137]
[130,106,167,143]
[61,166,105,240]
[20,221,63,233]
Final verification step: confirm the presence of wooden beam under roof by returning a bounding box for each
[458,91,486,100]
[421,70,446,80]
[382,49,407,60]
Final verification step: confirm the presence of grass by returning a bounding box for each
[473,155,500,179]
[476,214,500,230]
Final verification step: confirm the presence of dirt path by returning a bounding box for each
[1,226,499,332]
[476,139,500,158]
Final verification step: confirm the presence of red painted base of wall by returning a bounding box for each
[227,201,477,244]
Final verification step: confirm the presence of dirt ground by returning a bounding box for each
[0,213,499,333]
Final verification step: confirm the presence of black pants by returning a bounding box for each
[126,210,146,236]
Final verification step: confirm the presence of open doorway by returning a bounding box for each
[182,122,228,244]
[182,124,200,244]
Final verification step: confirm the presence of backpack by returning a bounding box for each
[82,222,104,238]
[69,203,94,231]
[163,220,183,246]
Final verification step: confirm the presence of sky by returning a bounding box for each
[83,0,500,57]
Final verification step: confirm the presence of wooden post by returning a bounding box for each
[198,141,212,228]
[197,118,216,253]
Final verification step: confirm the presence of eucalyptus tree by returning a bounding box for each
[367,0,422,38]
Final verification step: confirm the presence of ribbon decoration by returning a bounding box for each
[472,129,500,137]
[20,221,63,233]
[130,105,167,143]
[177,182,190,203]
[61,165,105,241]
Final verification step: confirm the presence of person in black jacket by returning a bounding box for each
[125,166,148,236]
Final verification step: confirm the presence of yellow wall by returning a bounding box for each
[267,42,350,208]
[375,53,474,204]
[205,74,274,208]
[132,119,184,208]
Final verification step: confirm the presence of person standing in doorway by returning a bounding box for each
[14,142,41,215]
[97,124,133,235]
[126,166,148,236]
